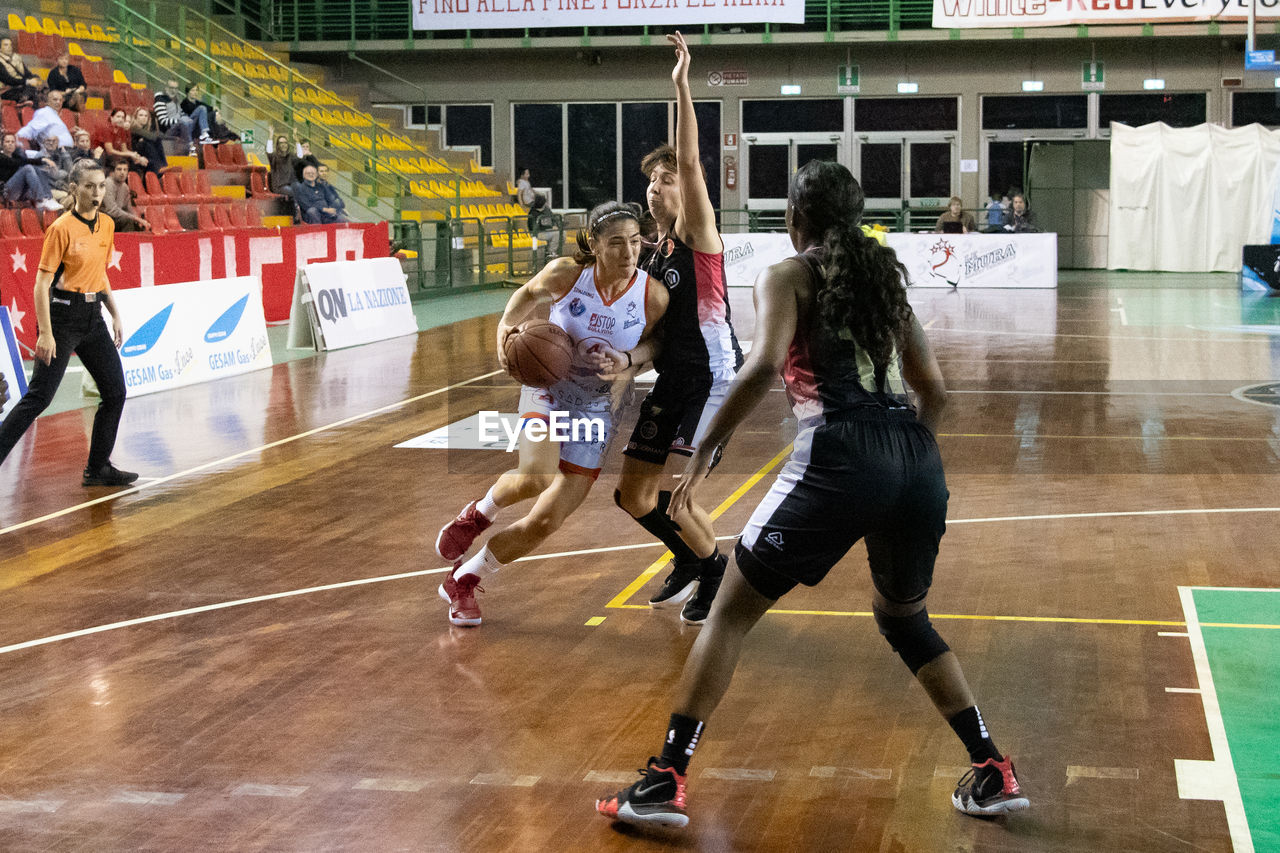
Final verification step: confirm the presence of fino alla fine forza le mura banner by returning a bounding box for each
[933,0,1279,29]
[413,0,804,30]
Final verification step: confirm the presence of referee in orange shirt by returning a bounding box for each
[0,159,137,487]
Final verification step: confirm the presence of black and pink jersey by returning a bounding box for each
[784,249,911,428]
[643,233,741,382]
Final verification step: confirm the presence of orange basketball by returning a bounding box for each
[503,319,574,388]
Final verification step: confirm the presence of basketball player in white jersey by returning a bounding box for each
[435,202,668,626]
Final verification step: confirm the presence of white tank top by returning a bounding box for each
[547,263,650,409]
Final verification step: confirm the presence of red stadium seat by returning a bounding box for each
[161,171,184,200]
[243,200,262,228]
[126,171,147,202]
[212,204,234,229]
[196,204,218,231]
[164,205,183,233]
[18,105,33,126]
[227,201,247,228]
[18,207,44,237]
[0,210,23,240]
[58,108,75,128]
[41,207,60,230]
[141,206,167,235]
[196,170,231,203]
[1,103,19,135]
[199,143,220,169]
[248,169,281,199]
[143,171,170,202]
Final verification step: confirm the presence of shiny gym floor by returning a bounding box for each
[1,271,1278,852]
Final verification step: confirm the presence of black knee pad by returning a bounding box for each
[874,607,950,675]
[655,490,672,514]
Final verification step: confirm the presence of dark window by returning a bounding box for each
[567,103,618,210]
[742,99,843,133]
[860,142,902,199]
[408,105,442,127]
[910,142,950,199]
[1099,93,1207,128]
[855,98,957,132]
[987,141,1025,199]
[748,143,789,199]
[444,104,492,166]
[621,102,668,209]
[514,104,563,210]
[1233,91,1280,127]
[694,100,721,212]
[982,95,1087,129]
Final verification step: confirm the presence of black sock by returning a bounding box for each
[658,713,704,776]
[631,491,698,564]
[948,706,1001,765]
[698,548,723,578]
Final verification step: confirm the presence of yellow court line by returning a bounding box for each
[604,444,793,610]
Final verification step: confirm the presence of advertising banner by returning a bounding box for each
[1,306,27,420]
[413,0,805,31]
[886,232,1058,288]
[722,232,795,289]
[933,0,1279,29]
[112,277,273,397]
[294,257,418,351]
[0,222,389,353]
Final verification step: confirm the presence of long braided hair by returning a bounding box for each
[788,160,914,368]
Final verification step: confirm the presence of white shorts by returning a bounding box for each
[518,385,616,480]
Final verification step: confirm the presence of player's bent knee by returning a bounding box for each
[873,606,950,675]
[613,486,655,519]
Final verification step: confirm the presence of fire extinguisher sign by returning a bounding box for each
[723,133,738,151]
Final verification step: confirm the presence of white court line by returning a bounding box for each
[932,328,1264,343]
[1176,586,1253,853]
[1159,631,1191,637]
[0,369,505,538]
[4,506,1279,656]
[1166,687,1202,694]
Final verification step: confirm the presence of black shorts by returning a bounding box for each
[623,371,730,465]
[735,409,948,603]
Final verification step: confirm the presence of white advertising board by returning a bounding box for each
[114,277,273,397]
[886,232,1058,289]
[413,0,804,32]
[292,257,418,351]
[1,306,28,420]
[722,232,795,289]
[933,0,1277,29]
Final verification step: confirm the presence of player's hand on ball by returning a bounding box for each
[496,322,517,370]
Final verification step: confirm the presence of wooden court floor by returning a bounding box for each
[1,271,1278,852]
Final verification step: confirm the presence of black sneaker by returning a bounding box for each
[82,463,139,487]
[952,755,1029,816]
[680,553,726,625]
[595,757,689,829]
[648,558,701,609]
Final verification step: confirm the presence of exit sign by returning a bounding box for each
[838,65,859,94]
[1082,61,1105,91]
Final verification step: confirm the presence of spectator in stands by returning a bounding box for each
[515,167,534,208]
[293,138,322,182]
[317,163,332,185]
[96,108,144,170]
[130,107,167,176]
[208,107,239,143]
[1002,193,1038,233]
[983,193,1005,232]
[265,125,299,195]
[46,52,87,112]
[37,131,71,194]
[180,83,215,145]
[17,89,73,149]
[100,160,148,232]
[933,196,976,234]
[154,78,196,148]
[0,36,45,104]
[70,128,103,166]
[0,132,62,211]
[293,164,347,224]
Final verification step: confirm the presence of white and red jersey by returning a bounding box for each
[543,262,651,414]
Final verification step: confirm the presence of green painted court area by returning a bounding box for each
[1192,587,1280,852]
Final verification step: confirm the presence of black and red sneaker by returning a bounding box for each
[438,564,483,627]
[435,500,493,562]
[952,755,1029,816]
[596,757,689,829]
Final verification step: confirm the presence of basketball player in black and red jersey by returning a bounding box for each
[614,32,742,626]
[597,160,1028,828]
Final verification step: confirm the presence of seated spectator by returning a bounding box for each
[130,107,168,176]
[69,128,103,166]
[292,164,347,224]
[0,132,62,211]
[265,124,299,195]
[317,163,332,185]
[983,193,1005,232]
[181,83,215,145]
[933,196,976,234]
[155,78,196,148]
[100,160,149,232]
[208,107,239,143]
[0,36,45,104]
[95,108,145,170]
[16,89,73,149]
[292,139,321,182]
[37,131,71,195]
[1002,193,1039,233]
[46,52,87,112]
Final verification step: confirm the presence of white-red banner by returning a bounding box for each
[0,222,389,354]
[413,0,804,31]
[934,0,1278,29]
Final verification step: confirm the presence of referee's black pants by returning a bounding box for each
[0,292,127,471]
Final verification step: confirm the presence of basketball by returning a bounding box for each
[503,319,574,388]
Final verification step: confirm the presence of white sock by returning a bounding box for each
[457,544,503,580]
[476,486,502,522]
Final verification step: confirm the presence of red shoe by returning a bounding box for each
[952,755,1029,816]
[435,500,493,562]
[438,565,483,627]
[596,758,689,829]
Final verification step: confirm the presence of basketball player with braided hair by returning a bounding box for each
[596,160,1028,828]
[435,202,667,626]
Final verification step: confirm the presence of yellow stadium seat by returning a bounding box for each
[24,15,42,33]
[58,20,76,38]
[231,43,245,59]
[41,18,58,35]
[90,24,109,42]
[112,69,132,84]
[8,14,24,31]
[74,22,91,40]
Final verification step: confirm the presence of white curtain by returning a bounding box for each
[1108,122,1280,272]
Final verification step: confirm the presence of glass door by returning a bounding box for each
[744,134,845,229]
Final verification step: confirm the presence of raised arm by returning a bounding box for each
[667,32,719,254]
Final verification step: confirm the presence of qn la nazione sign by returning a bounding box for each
[413,0,804,30]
